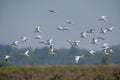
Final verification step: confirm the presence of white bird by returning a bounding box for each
[5,55,11,62]
[48,45,55,56]
[98,16,108,21]
[86,28,96,33]
[35,35,42,39]
[67,40,80,47]
[89,50,96,56]
[106,27,114,32]
[73,41,80,47]
[102,48,113,55]
[67,40,74,46]
[39,39,53,45]
[11,41,18,46]
[57,26,70,31]
[66,20,72,24]
[101,43,109,49]
[80,32,87,38]
[100,28,107,34]
[90,38,98,45]
[75,55,84,63]
[24,50,30,56]
[49,10,56,13]
[21,37,29,43]
[47,39,53,45]
[34,26,41,33]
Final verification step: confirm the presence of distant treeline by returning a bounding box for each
[0,44,120,65]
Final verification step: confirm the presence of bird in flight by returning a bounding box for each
[11,40,19,46]
[49,10,56,13]
[98,16,108,21]
[75,55,84,63]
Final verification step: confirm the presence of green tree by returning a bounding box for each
[101,56,112,65]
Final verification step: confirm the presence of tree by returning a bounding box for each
[101,56,112,65]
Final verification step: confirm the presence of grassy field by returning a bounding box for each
[0,64,120,80]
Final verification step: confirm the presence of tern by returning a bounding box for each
[67,40,80,47]
[86,29,96,33]
[106,27,114,32]
[100,28,107,34]
[49,10,56,13]
[57,26,70,31]
[89,50,96,56]
[21,37,29,43]
[39,39,53,45]
[5,55,11,62]
[80,32,87,38]
[48,45,55,56]
[98,16,108,21]
[11,41,18,46]
[35,35,42,39]
[66,20,72,24]
[75,55,84,63]
[34,26,41,33]
[24,50,30,56]
[90,38,98,45]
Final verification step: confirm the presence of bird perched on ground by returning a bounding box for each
[11,41,19,46]
[98,16,108,21]
[75,55,84,63]
[21,37,29,43]
[5,55,11,62]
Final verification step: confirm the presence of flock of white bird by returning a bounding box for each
[5,10,114,64]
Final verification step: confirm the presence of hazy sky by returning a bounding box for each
[0,0,120,50]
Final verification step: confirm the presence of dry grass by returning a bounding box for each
[0,64,120,80]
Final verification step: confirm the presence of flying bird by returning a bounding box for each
[100,28,108,34]
[34,26,41,33]
[66,20,72,24]
[56,26,70,31]
[75,55,84,63]
[106,27,114,32]
[11,41,18,46]
[67,40,80,47]
[39,38,53,45]
[80,32,87,38]
[98,16,108,21]
[24,50,30,56]
[90,38,98,45]
[89,50,96,56]
[35,35,42,39]
[48,45,55,56]
[49,10,56,13]
[86,28,96,33]
[5,55,11,62]
[21,37,29,43]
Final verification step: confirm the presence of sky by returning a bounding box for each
[0,0,120,50]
